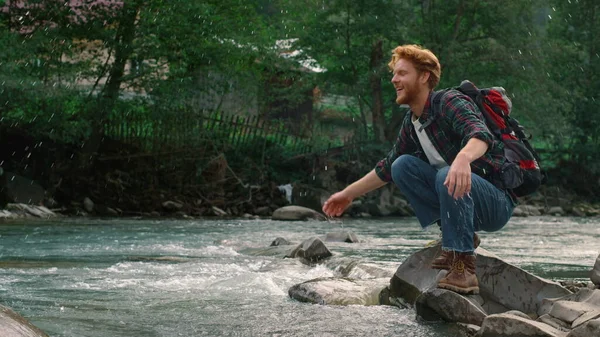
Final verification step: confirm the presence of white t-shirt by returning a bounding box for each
[412,117,448,170]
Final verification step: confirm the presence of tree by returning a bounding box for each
[278,0,405,142]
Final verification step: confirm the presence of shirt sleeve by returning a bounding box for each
[374,113,416,182]
[441,91,496,149]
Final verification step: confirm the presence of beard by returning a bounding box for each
[395,82,418,105]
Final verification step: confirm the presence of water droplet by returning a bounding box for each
[548,15,552,19]
[325,165,328,171]
[518,50,522,55]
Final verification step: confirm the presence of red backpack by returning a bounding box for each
[440,80,546,197]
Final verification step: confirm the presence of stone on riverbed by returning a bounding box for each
[271,206,327,221]
[270,237,292,246]
[0,304,48,337]
[288,277,389,306]
[324,231,359,243]
[285,237,332,263]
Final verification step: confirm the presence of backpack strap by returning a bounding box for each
[418,90,445,131]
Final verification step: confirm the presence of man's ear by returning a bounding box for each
[420,71,431,85]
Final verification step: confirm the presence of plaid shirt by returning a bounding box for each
[375,89,506,187]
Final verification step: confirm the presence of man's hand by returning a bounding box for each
[444,153,472,199]
[322,191,353,217]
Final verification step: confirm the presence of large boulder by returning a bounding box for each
[0,172,46,206]
[288,277,389,306]
[271,206,327,221]
[389,245,571,323]
[0,304,49,337]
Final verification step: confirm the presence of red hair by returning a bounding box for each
[388,45,441,89]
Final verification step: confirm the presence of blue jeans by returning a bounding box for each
[391,155,515,253]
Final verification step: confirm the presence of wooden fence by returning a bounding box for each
[103,109,360,156]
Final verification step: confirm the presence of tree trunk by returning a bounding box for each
[80,1,140,167]
[369,39,386,142]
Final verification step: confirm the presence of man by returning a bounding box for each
[322,44,515,295]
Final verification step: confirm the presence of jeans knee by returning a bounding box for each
[435,166,450,191]
[391,155,417,185]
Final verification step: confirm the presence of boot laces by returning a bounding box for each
[451,260,465,273]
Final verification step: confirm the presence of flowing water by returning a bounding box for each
[0,216,598,337]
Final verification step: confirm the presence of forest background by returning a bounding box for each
[0,0,599,217]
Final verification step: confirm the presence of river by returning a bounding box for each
[0,216,598,337]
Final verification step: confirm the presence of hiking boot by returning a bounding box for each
[437,252,479,295]
[431,233,481,270]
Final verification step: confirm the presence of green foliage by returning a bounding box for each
[0,86,90,143]
[1,0,599,187]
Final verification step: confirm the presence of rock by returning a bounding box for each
[549,301,599,324]
[570,206,585,217]
[288,277,389,306]
[513,205,542,216]
[567,318,600,337]
[457,323,481,336]
[324,231,359,243]
[22,205,46,218]
[254,206,271,216]
[591,254,600,286]
[212,206,227,216]
[162,201,183,212]
[415,288,488,326]
[271,206,326,221]
[547,206,565,216]
[106,207,119,216]
[4,204,56,218]
[479,313,566,337]
[537,314,571,331]
[571,309,600,328]
[0,172,46,205]
[0,303,49,337]
[83,197,94,213]
[270,237,291,246]
[240,245,295,257]
[286,237,332,263]
[505,310,534,320]
[512,206,526,217]
[389,245,571,319]
[325,258,394,279]
[389,245,442,305]
[539,289,600,317]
